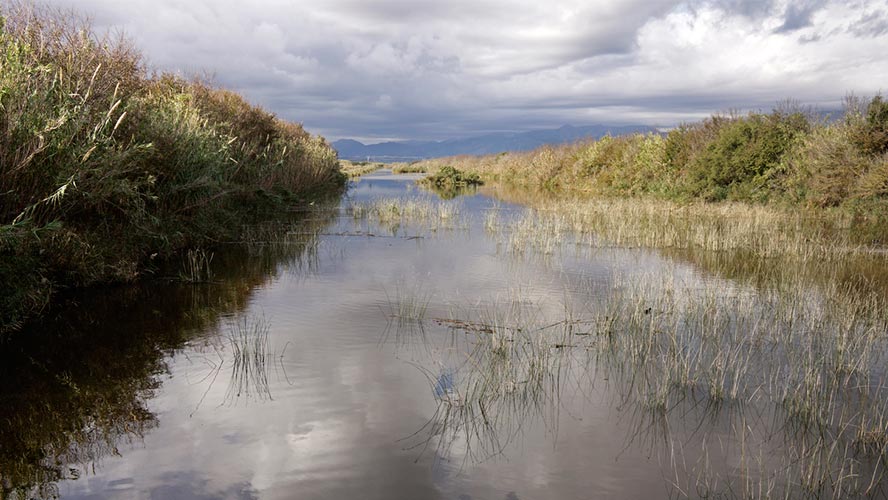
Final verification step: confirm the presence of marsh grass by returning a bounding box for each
[340,160,384,178]
[402,290,585,464]
[383,283,433,324]
[224,315,272,404]
[391,162,430,174]
[602,274,888,497]
[485,197,881,261]
[349,197,465,232]
[179,248,214,283]
[398,258,888,496]
[483,207,500,235]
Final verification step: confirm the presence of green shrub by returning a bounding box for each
[686,111,810,201]
[423,165,483,188]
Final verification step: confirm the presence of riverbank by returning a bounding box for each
[0,5,345,334]
[412,98,888,214]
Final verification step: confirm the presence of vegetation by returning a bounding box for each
[391,161,429,174]
[388,230,888,496]
[412,98,888,210]
[0,207,333,498]
[417,165,483,199]
[420,165,482,188]
[366,138,888,496]
[349,196,464,232]
[339,159,384,177]
[0,4,345,333]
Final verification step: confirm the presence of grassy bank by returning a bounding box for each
[413,98,888,211]
[339,160,384,177]
[0,5,345,333]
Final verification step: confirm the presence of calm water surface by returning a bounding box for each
[0,170,836,499]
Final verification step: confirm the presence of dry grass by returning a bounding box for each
[348,196,464,232]
[340,160,384,178]
[486,197,876,261]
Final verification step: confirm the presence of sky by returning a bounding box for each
[36,0,888,142]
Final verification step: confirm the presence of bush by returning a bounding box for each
[853,95,888,156]
[422,165,483,188]
[686,111,810,201]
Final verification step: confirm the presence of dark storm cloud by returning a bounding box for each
[36,0,888,142]
[775,0,828,32]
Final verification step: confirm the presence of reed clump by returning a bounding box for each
[349,196,464,232]
[224,315,272,403]
[0,3,345,333]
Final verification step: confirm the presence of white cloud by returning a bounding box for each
[32,0,888,141]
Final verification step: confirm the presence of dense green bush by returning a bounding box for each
[684,111,810,201]
[422,165,483,188]
[0,4,344,333]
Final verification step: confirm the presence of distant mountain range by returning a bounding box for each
[333,124,659,162]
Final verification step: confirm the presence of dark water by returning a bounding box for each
[1,170,883,499]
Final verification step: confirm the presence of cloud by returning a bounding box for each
[850,9,888,37]
[34,0,888,142]
[775,0,828,32]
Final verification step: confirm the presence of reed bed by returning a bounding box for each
[410,97,888,210]
[391,162,431,174]
[179,249,214,283]
[587,272,888,497]
[488,197,878,261]
[348,197,465,232]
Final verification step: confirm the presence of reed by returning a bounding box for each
[0,3,345,332]
[485,197,879,261]
[340,160,384,178]
[401,260,888,496]
[383,283,433,324]
[391,162,430,174]
[349,196,465,232]
[224,315,272,403]
[179,249,214,283]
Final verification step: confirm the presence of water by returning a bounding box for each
[1,170,885,499]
